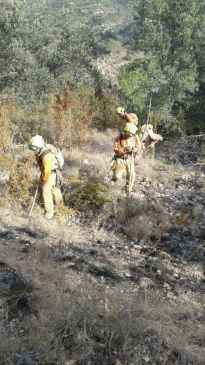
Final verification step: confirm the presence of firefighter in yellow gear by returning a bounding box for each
[28,135,63,220]
[110,122,142,193]
[139,124,163,157]
[115,106,139,126]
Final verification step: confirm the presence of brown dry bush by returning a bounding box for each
[6,155,35,208]
[0,298,20,365]
[1,281,203,365]
[0,105,13,153]
[49,82,93,149]
[112,196,171,241]
[92,85,119,130]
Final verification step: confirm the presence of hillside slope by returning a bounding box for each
[0,132,204,364]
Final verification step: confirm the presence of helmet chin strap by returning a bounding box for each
[34,147,42,155]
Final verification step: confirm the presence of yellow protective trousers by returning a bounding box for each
[112,155,135,189]
[41,172,63,214]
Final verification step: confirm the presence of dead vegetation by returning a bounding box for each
[0,130,204,364]
[0,233,204,365]
[112,196,172,242]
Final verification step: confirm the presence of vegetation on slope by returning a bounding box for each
[0,1,205,362]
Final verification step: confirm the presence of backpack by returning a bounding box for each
[40,144,65,169]
[129,113,138,124]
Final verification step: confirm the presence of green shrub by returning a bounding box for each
[64,177,110,211]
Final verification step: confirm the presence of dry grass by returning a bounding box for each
[0,210,204,364]
[0,131,204,364]
[0,252,204,365]
[111,195,172,242]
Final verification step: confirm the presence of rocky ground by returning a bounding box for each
[0,135,204,365]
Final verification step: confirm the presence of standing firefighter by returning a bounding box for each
[115,106,139,126]
[28,135,64,220]
[110,122,141,194]
[139,124,163,156]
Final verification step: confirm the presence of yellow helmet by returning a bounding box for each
[123,122,137,135]
[116,106,125,115]
[28,135,44,150]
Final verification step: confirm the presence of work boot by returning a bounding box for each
[44,212,53,220]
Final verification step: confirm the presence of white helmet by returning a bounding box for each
[28,135,44,150]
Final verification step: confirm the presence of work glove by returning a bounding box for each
[125,147,133,154]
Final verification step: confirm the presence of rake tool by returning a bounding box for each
[28,183,39,217]
[128,150,134,197]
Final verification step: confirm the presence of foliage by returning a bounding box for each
[3,102,49,143]
[185,7,205,133]
[64,176,110,211]
[0,104,13,152]
[1,0,204,137]
[118,64,148,113]
[0,0,57,102]
[91,70,119,130]
[0,79,119,149]
[0,0,110,104]
[54,205,75,223]
[6,155,35,208]
[0,0,138,137]
[118,0,205,134]
[48,82,93,148]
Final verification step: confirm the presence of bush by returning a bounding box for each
[64,177,110,211]
[6,155,35,208]
[111,196,171,241]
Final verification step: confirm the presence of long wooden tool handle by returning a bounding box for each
[28,184,39,217]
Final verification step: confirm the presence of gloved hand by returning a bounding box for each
[125,147,133,153]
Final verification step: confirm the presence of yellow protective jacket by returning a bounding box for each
[36,144,58,183]
[121,113,138,124]
[114,133,141,157]
[139,124,162,144]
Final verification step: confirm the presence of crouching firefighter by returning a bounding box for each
[139,124,163,157]
[110,123,142,195]
[28,135,64,220]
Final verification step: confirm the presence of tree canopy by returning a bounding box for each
[0,0,204,136]
[118,0,205,133]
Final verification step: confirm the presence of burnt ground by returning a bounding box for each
[0,137,204,365]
